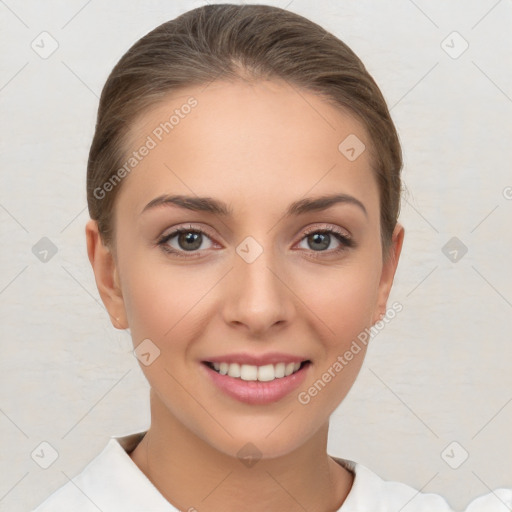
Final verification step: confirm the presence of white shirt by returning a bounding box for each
[463,489,512,512]
[32,430,458,511]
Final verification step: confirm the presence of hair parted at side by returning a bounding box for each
[87,3,402,256]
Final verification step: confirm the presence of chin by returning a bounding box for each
[198,414,320,461]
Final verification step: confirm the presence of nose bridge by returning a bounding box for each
[224,234,293,332]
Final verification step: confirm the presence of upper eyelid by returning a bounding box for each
[160,224,217,243]
[302,224,351,238]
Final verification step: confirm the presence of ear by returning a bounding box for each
[85,219,128,329]
[372,223,405,324]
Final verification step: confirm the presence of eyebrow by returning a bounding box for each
[140,193,367,218]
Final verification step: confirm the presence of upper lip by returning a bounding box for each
[203,352,310,366]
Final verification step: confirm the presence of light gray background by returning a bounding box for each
[1,1,511,511]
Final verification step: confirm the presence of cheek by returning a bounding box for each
[298,259,381,347]
[294,263,380,416]
[120,250,211,342]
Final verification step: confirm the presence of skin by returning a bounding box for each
[86,78,404,512]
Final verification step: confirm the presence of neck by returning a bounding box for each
[129,391,354,512]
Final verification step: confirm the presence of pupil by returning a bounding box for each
[179,232,202,251]
[309,233,329,251]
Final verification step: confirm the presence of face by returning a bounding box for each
[87,78,403,459]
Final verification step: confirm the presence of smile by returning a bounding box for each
[201,360,311,405]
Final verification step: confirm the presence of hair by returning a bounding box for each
[87,3,402,258]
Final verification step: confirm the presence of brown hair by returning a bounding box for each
[87,3,402,257]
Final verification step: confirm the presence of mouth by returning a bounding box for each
[200,359,311,405]
[202,360,311,382]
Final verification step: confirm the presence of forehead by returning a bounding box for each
[116,79,379,221]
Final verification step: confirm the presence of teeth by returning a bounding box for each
[209,361,303,381]
[241,364,258,381]
[285,362,296,377]
[227,363,240,378]
[257,364,274,382]
[274,363,285,378]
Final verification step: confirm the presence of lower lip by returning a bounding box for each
[201,362,310,405]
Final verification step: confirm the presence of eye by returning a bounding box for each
[296,225,354,256]
[157,225,216,257]
[156,223,355,259]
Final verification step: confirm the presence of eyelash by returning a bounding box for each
[156,224,355,259]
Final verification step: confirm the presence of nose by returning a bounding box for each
[222,240,295,336]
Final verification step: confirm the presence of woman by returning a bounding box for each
[34,4,456,511]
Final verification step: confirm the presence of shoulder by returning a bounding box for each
[332,457,455,512]
[31,431,173,512]
[32,479,99,512]
[463,488,512,512]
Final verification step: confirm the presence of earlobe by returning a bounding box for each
[373,223,405,324]
[85,219,128,330]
